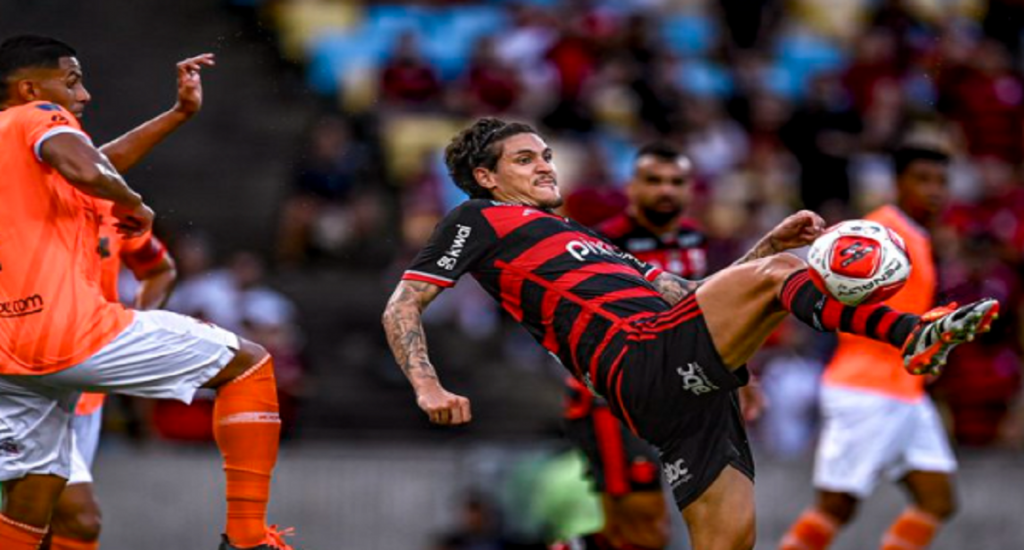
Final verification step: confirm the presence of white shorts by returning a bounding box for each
[68,409,103,485]
[814,385,957,498]
[0,310,239,482]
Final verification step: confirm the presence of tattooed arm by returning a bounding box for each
[734,210,827,266]
[382,280,472,425]
[731,235,778,266]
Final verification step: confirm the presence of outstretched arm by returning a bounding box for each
[733,210,826,266]
[100,54,214,172]
[382,280,472,425]
[651,210,826,305]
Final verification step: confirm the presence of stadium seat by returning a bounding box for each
[676,60,733,98]
[772,30,847,96]
[661,14,717,56]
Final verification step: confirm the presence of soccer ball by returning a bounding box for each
[806,220,912,306]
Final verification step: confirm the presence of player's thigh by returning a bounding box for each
[696,254,804,368]
[681,466,756,550]
[0,375,77,484]
[38,310,240,403]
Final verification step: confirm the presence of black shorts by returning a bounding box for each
[563,381,662,496]
[605,295,755,509]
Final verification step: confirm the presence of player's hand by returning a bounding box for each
[173,53,215,117]
[112,203,155,238]
[768,210,826,251]
[416,386,472,425]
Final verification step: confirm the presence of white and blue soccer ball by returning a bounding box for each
[807,220,912,306]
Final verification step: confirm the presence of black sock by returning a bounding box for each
[780,269,918,347]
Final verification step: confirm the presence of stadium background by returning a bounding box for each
[1,0,1023,548]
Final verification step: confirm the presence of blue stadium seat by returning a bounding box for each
[676,60,733,98]
[772,31,847,95]
[307,30,392,95]
[661,14,716,56]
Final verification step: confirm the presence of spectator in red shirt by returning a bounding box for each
[380,31,442,107]
[463,37,522,115]
[939,39,1024,163]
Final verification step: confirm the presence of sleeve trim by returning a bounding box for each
[402,270,455,288]
[33,126,90,162]
[644,266,663,282]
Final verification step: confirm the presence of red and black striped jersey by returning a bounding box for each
[403,199,666,384]
[597,213,708,280]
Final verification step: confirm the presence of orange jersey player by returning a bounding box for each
[0,35,298,550]
[780,146,964,550]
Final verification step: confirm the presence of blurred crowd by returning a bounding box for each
[239,0,1024,454]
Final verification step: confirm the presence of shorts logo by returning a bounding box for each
[663,458,692,488]
[0,438,21,457]
[0,294,44,318]
[677,362,718,396]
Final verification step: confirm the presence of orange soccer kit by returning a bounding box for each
[0,101,284,549]
[0,101,133,376]
[822,204,937,401]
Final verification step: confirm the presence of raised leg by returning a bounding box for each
[696,254,804,369]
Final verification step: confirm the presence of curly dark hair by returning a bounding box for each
[444,118,537,199]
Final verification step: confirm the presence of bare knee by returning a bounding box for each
[695,516,754,550]
[753,253,806,292]
[914,492,957,521]
[816,491,859,525]
[52,503,102,541]
[202,339,270,389]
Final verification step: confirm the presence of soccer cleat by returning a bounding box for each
[902,299,1000,376]
[219,526,297,550]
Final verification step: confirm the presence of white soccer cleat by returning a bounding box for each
[902,299,1000,376]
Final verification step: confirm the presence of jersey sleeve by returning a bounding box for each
[18,102,90,161]
[402,202,495,288]
[120,233,169,275]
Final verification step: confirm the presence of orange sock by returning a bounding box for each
[779,508,839,550]
[0,513,47,549]
[50,534,100,549]
[213,356,281,548]
[881,507,940,550]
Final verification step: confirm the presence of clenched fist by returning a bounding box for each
[416,386,472,425]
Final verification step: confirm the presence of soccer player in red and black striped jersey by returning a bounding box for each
[382,118,999,550]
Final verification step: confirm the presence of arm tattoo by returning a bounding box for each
[732,236,776,266]
[382,281,442,386]
[653,272,702,305]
